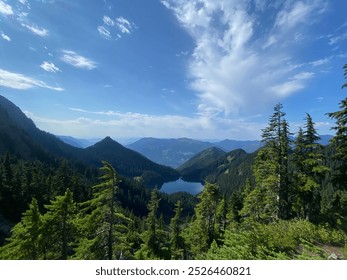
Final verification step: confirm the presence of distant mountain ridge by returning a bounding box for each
[57,136,100,148]
[0,94,179,187]
[127,137,215,168]
[127,135,333,168]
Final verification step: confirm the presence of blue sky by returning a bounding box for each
[0,0,346,141]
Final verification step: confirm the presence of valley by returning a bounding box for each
[0,93,346,261]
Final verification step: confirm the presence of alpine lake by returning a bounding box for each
[160,178,203,195]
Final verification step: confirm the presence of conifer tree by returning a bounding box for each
[41,189,76,259]
[327,64,347,191]
[169,200,185,259]
[326,64,347,229]
[74,161,130,260]
[135,188,169,259]
[292,114,328,221]
[185,182,220,257]
[242,104,291,222]
[0,198,43,259]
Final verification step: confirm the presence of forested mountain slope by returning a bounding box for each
[0,95,179,187]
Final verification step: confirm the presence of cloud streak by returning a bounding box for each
[40,61,61,73]
[0,68,64,91]
[0,0,13,16]
[98,15,136,39]
[60,50,97,70]
[21,23,49,37]
[162,0,328,116]
[1,32,10,41]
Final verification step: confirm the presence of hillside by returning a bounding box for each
[0,95,179,187]
[84,136,179,187]
[179,148,256,196]
[178,147,226,178]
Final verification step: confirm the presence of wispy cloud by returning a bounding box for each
[0,0,13,16]
[60,50,97,70]
[97,25,111,39]
[103,15,115,26]
[1,32,10,41]
[162,0,328,116]
[21,23,49,37]
[40,61,61,73]
[98,15,135,39]
[0,68,64,91]
[115,16,134,34]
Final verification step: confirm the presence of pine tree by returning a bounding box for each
[0,198,43,259]
[185,182,220,257]
[169,200,185,259]
[135,188,169,259]
[326,64,347,229]
[74,161,131,260]
[41,189,76,259]
[327,64,347,191]
[242,104,291,223]
[291,114,328,221]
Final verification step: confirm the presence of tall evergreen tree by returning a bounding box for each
[185,182,220,257]
[74,161,130,260]
[242,104,291,222]
[169,200,185,259]
[41,189,76,259]
[135,188,169,259]
[326,64,347,229]
[327,64,347,191]
[0,198,43,259]
[292,114,328,221]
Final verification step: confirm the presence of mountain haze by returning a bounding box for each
[127,137,215,168]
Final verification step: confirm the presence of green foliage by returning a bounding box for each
[74,161,132,260]
[291,114,329,221]
[243,104,291,223]
[41,189,77,259]
[184,182,220,257]
[204,220,347,260]
[135,188,170,259]
[169,200,185,259]
[0,198,43,259]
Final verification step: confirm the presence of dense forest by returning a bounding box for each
[0,65,346,260]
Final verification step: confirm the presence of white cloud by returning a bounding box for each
[98,15,135,40]
[97,25,111,39]
[60,50,97,70]
[275,1,326,29]
[0,68,64,91]
[0,0,13,16]
[103,15,115,26]
[309,58,329,67]
[162,0,327,116]
[115,16,135,34]
[21,23,49,37]
[328,32,347,46]
[40,61,61,73]
[270,72,314,97]
[1,32,10,41]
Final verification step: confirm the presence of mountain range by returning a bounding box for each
[0,95,179,187]
[0,94,335,193]
[125,135,332,168]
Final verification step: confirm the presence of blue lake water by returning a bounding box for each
[160,178,203,195]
